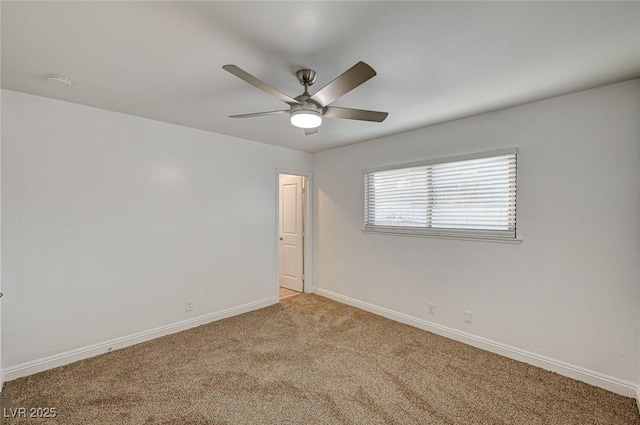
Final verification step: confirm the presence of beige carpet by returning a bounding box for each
[2,294,639,424]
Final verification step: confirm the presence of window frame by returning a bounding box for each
[363,148,521,243]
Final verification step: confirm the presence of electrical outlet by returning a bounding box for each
[185,300,193,312]
[428,303,435,315]
[464,311,472,324]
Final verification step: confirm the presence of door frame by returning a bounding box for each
[276,169,313,296]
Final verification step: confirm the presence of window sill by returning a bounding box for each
[362,228,523,244]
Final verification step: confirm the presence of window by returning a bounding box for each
[364,149,517,241]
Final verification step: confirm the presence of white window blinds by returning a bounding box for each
[364,150,517,240]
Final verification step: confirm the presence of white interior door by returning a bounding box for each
[279,175,304,292]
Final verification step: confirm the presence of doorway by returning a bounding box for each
[277,172,309,300]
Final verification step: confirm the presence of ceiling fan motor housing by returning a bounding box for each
[291,93,321,113]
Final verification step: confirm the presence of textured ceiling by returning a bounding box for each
[2,1,640,153]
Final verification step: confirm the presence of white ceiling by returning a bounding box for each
[2,1,640,153]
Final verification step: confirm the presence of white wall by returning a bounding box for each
[0,3,4,389]
[1,90,312,369]
[0,2,3,388]
[313,80,640,386]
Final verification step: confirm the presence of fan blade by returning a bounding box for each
[223,65,302,106]
[309,62,377,107]
[304,128,319,136]
[323,106,388,122]
[229,110,289,119]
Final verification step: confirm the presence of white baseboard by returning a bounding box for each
[3,296,278,383]
[315,288,637,398]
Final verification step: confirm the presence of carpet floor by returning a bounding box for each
[2,294,639,424]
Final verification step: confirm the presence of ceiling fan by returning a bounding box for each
[222,61,388,136]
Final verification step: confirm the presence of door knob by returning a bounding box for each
[279,237,283,240]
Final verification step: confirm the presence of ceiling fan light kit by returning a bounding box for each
[290,110,322,129]
[223,61,388,136]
